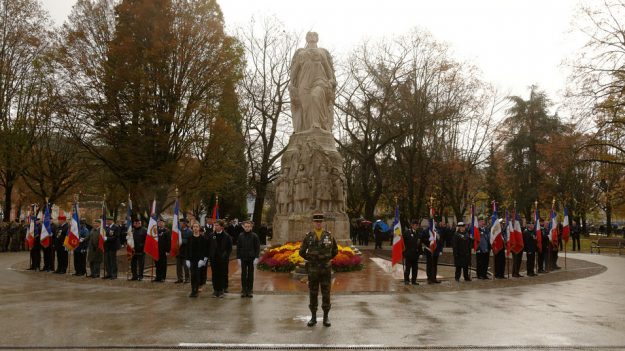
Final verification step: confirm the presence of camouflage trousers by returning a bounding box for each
[307,267,332,313]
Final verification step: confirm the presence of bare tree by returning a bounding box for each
[335,37,408,219]
[238,17,298,227]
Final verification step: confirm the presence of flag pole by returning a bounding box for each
[548,198,555,273]
[148,197,153,279]
[102,194,107,279]
[126,193,132,281]
[491,200,495,281]
[468,202,473,280]
[396,196,404,277]
[67,204,72,275]
[563,201,567,270]
[507,206,510,280]
[535,200,539,275]
[68,193,77,275]
[28,205,32,270]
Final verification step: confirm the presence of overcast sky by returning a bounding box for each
[41,0,591,113]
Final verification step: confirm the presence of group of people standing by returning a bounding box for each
[400,216,582,284]
[27,215,125,279]
[25,214,261,299]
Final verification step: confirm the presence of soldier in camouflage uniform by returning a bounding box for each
[298,213,338,327]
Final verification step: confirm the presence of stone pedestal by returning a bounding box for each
[272,129,350,245]
[273,211,351,246]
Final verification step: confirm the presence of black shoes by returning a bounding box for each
[307,315,317,327]
[323,312,331,327]
[411,281,418,285]
[189,291,198,298]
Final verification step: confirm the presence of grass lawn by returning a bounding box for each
[563,236,623,254]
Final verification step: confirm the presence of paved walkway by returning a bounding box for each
[0,252,624,350]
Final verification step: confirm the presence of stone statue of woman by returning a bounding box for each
[289,32,336,133]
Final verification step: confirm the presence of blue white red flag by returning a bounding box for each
[391,206,404,267]
[170,198,181,257]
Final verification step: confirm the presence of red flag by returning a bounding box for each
[562,207,570,243]
[144,200,159,261]
[391,206,404,267]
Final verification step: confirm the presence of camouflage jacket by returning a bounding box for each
[299,230,338,271]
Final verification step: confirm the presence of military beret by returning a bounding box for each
[457,222,465,226]
[58,215,67,220]
[106,216,113,220]
[180,218,188,223]
[158,215,165,221]
[478,214,485,220]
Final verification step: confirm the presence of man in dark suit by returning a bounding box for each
[402,220,422,285]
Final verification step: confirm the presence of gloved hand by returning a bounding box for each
[253,258,259,266]
[185,260,190,268]
[103,236,107,241]
[237,259,241,267]
[198,260,205,268]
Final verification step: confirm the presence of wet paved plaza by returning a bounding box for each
[0,250,624,350]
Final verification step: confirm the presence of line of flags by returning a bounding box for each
[21,191,214,259]
[386,200,570,264]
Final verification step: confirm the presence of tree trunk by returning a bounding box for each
[253,182,267,230]
[605,202,612,237]
[3,180,14,223]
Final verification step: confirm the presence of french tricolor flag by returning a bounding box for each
[562,207,570,243]
[490,202,503,254]
[549,208,559,248]
[65,202,81,251]
[170,198,181,257]
[144,200,159,261]
[25,205,35,250]
[98,202,106,252]
[470,204,480,251]
[427,206,438,253]
[391,205,404,267]
[535,208,542,253]
[40,203,52,248]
